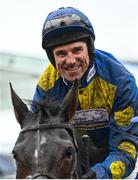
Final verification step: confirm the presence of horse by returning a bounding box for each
[10,80,107,179]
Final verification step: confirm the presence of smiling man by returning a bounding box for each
[53,41,89,81]
[32,7,138,179]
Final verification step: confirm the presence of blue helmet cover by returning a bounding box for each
[42,7,95,48]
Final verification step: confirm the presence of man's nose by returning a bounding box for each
[66,53,76,64]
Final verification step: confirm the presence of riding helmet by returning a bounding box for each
[42,7,95,67]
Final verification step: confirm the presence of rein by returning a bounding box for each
[20,123,78,179]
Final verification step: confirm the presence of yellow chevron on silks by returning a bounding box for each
[110,161,126,179]
[118,141,136,159]
[38,64,60,91]
[78,76,116,113]
[114,106,134,126]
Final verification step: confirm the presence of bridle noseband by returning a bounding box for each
[20,123,78,179]
[21,123,73,133]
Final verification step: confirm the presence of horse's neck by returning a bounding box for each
[76,134,107,177]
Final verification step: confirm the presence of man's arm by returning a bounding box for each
[84,75,138,179]
[97,76,138,178]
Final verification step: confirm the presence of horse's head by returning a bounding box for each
[10,81,78,179]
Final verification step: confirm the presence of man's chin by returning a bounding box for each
[64,75,82,81]
[62,70,84,81]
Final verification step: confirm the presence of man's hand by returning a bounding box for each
[81,169,96,179]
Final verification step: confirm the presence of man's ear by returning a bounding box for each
[59,80,78,122]
[9,83,28,128]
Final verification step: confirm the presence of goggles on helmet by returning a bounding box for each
[44,14,86,33]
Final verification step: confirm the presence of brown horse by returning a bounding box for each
[10,80,105,179]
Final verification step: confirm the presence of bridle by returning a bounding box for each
[20,123,78,179]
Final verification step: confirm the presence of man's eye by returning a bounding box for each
[59,53,66,57]
[56,51,67,58]
[73,48,82,54]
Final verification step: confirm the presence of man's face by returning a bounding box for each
[53,41,90,81]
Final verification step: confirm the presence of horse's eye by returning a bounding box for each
[64,147,74,158]
[12,150,17,159]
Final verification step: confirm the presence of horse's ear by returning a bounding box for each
[9,83,28,128]
[60,80,78,122]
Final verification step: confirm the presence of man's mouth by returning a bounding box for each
[65,65,81,71]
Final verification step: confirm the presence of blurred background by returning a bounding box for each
[0,0,138,178]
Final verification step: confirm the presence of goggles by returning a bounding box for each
[44,14,87,33]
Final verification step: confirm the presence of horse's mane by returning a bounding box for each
[25,95,61,116]
[39,96,61,116]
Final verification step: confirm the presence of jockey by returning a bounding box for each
[33,7,138,179]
